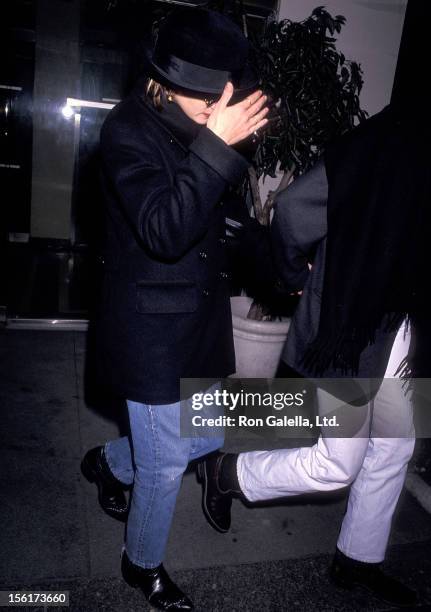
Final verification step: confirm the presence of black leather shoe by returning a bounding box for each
[81,446,129,522]
[330,548,417,607]
[121,551,193,611]
[197,452,238,533]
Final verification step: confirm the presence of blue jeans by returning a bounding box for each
[104,398,223,568]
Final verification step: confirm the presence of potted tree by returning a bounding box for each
[231,6,367,377]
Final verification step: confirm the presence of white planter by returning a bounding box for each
[231,296,291,378]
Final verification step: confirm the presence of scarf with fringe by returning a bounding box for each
[302,105,430,378]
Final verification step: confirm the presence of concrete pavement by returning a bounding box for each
[1,330,430,611]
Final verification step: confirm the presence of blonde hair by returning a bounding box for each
[146,78,170,110]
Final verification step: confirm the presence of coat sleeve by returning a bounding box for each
[270,159,328,291]
[100,118,249,261]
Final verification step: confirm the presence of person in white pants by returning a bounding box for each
[199,106,428,607]
[238,319,415,565]
[200,316,417,609]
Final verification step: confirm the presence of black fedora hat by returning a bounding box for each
[146,8,258,95]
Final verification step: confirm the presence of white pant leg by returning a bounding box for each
[337,320,415,562]
[237,392,371,502]
[237,436,369,502]
[238,319,414,510]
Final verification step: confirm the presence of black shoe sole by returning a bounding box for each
[81,455,129,523]
[329,572,354,591]
[81,455,96,483]
[197,461,229,534]
[122,572,139,589]
[330,573,417,608]
[122,558,194,611]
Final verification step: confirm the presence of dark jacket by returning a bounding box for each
[271,159,397,383]
[97,92,248,404]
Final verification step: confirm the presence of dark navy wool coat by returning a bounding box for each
[97,92,248,404]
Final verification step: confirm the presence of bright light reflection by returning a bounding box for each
[61,104,74,119]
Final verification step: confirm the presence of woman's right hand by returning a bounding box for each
[206,82,269,146]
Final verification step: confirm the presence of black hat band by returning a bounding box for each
[154,51,244,93]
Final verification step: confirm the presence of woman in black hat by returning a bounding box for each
[81,8,268,611]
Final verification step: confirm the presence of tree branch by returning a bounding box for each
[246,165,296,319]
[260,165,296,226]
[248,167,264,224]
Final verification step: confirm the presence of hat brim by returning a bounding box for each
[144,46,259,96]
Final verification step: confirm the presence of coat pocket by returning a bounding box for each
[136,280,198,314]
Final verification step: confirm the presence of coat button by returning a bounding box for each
[199,251,208,260]
[219,237,226,245]
[219,200,224,207]
[203,289,210,297]
[219,271,229,280]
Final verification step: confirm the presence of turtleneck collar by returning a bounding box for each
[138,91,202,148]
